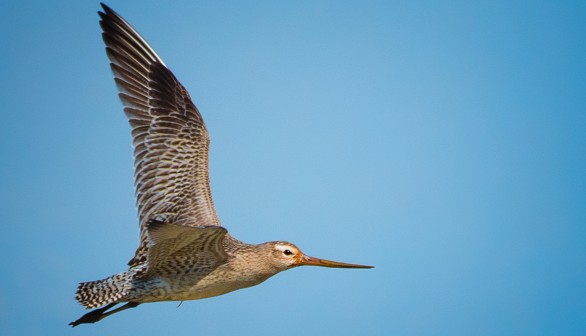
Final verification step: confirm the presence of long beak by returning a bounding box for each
[297,254,374,269]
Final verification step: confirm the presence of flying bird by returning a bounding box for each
[70,3,373,327]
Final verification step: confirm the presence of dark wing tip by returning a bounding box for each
[97,3,165,70]
[99,2,112,14]
[98,3,114,21]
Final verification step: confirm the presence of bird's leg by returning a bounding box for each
[69,303,117,327]
[69,302,140,327]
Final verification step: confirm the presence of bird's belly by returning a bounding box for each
[131,274,266,303]
[169,280,257,301]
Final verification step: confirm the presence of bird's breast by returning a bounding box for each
[151,264,274,302]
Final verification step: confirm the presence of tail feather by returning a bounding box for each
[75,272,131,309]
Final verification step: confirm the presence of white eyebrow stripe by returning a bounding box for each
[275,244,297,253]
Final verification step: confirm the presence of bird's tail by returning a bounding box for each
[75,272,132,309]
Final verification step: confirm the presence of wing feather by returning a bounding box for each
[145,220,228,277]
[99,4,221,267]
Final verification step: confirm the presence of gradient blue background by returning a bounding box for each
[1,1,585,335]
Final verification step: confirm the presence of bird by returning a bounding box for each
[70,3,373,327]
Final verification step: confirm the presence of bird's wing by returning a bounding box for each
[145,220,228,277]
[98,4,221,267]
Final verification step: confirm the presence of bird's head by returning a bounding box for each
[266,241,373,271]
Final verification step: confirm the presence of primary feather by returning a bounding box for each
[99,4,221,267]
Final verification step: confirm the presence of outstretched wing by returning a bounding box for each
[98,4,221,267]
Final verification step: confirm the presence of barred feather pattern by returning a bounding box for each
[98,0,222,270]
[75,271,133,309]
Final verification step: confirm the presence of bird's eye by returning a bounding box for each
[283,249,293,256]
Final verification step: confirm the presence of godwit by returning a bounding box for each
[70,3,373,327]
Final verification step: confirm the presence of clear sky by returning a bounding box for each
[1,1,585,335]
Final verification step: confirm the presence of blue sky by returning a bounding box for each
[1,1,585,335]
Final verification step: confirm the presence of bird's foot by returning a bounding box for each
[69,302,139,327]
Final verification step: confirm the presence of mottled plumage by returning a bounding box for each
[70,3,372,327]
